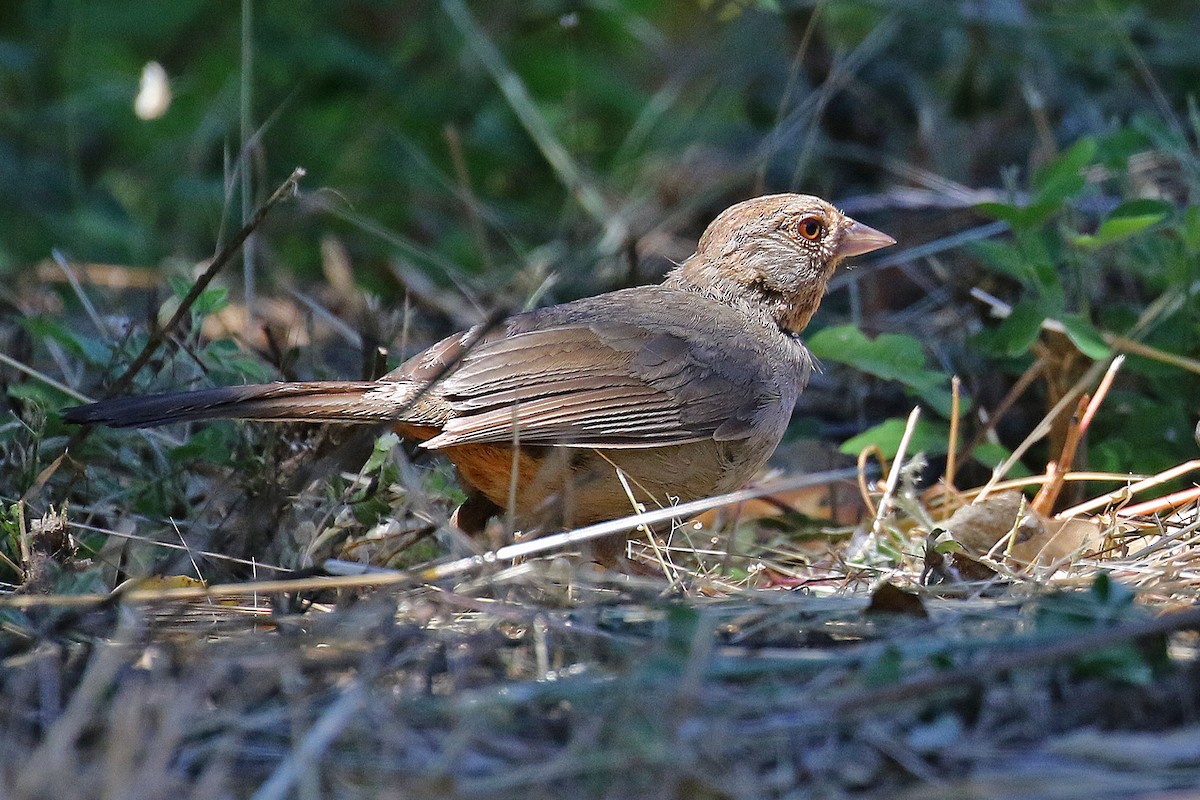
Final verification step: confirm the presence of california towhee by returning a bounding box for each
[66,194,894,542]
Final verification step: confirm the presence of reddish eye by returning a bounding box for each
[796,216,824,241]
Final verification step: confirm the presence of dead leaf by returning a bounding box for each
[1008,516,1106,566]
[942,490,1108,568]
[942,491,1039,555]
[865,582,928,617]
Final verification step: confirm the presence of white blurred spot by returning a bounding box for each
[135,61,171,120]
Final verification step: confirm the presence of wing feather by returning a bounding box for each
[397,288,803,451]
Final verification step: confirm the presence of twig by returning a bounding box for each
[240,0,257,334]
[68,520,291,572]
[961,355,1044,464]
[52,250,109,338]
[755,2,823,193]
[1117,486,1200,519]
[975,357,1111,504]
[1030,393,1091,516]
[974,288,1200,376]
[22,169,304,501]
[872,407,921,538]
[1032,355,1125,514]
[287,288,363,349]
[443,123,494,273]
[945,376,961,489]
[49,168,305,471]
[1080,354,1124,431]
[106,168,306,401]
[856,445,887,517]
[1057,460,1200,519]
[830,222,1008,292]
[0,350,92,404]
[0,469,869,609]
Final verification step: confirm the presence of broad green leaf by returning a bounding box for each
[970,239,1036,284]
[991,300,1045,357]
[838,417,951,459]
[1058,314,1110,359]
[1074,199,1171,249]
[1032,137,1096,206]
[1183,205,1200,254]
[808,326,924,378]
[809,326,955,416]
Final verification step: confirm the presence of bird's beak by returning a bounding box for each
[837,219,896,259]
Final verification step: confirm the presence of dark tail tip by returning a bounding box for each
[61,386,280,429]
[61,382,391,429]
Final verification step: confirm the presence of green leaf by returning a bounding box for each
[1058,314,1110,360]
[934,538,965,555]
[976,199,1060,230]
[22,317,114,366]
[1183,205,1200,254]
[192,285,229,317]
[975,201,1026,227]
[363,432,400,474]
[1032,137,1096,206]
[991,300,1045,357]
[808,326,953,414]
[1073,199,1172,249]
[166,273,194,300]
[839,417,950,459]
[970,239,1036,284]
[807,326,922,378]
[979,139,1096,230]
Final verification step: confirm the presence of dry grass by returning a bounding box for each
[3,437,1200,797]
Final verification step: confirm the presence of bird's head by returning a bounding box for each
[670,194,895,333]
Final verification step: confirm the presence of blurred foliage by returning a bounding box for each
[3,0,1197,285]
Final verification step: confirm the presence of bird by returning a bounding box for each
[65,194,894,551]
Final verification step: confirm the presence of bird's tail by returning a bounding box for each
[64,381,422,429]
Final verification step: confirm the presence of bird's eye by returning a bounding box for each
[796,216,824,241]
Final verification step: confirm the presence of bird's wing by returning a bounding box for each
[414,319,784,450]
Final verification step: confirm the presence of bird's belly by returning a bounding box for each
[445,438,777,530]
